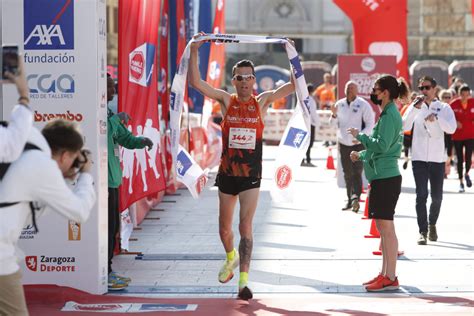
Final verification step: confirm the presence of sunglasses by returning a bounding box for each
[232,74,255,81]
[418,85,432,91]
[441,95,451,100]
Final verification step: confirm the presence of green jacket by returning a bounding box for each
[356,102,402,182]
[108,108,146,188]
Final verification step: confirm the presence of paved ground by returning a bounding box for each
[111,142,474,315]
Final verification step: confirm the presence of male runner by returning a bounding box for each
[189,34,295,300]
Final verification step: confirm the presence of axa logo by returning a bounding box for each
[24,0,74,50]
[129,43,155,87]
[25,256,38,271]
[27,74,75,94]
[176,151,192,177]
[284,127,307,149]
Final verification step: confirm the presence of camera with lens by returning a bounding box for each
[72,149,91,171]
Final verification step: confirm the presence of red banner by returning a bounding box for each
[158,0,169,128]
[118,0,165,211]
[176,0,186,64]
[333,0,408,82]
[202,0,225,127]
[338,54,397,120]
[206,0,225,88]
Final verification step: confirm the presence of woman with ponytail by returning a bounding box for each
[348,75,408,291]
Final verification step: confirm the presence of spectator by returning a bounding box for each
[402,76,456,245]
[400,91,417,170]
[301,84,320,167]
[332,81,375,212]
[349,75,408,291]
[0,120,96,315]
[314,73,335,110]
[271,80,288,109]
[438,89,455,175]
[450,85,474,192]
[0,59,33,163]
[449,76,464,97]
[106,74,153,290]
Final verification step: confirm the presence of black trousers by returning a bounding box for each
[108,187,120,274]
[453,139,474,180]
[305,125,315,162]
[412,161,444,233]
[339,143,364,200]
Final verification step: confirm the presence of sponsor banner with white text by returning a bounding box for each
[1,0,108,294]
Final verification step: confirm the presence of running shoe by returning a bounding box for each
[465,174,472,188]
[108,274,128,290]
[417,232,427,245]
[362,273,384,286]
[459,183,465,193]
[238,286,253,300]
[365,276,399,292]
[218,253,239,283]
[110,271,131,283]
[428,225,438,242]
[352,198,360,213]
[341,201,352,211]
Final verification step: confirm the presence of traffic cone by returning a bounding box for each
[372,241,405,256]
[364,219,380,238]
[326,148,335,170]
[361,185,370,220]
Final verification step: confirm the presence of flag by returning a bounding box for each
[158,0,169,128]
[202,0,226,128]
[333,0,409,82]
[118,0,166,211]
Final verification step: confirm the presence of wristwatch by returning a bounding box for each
[18,96,30,105]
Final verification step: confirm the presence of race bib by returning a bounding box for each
[229,128,256,150]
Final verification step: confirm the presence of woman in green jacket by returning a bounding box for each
[348,75,408,292]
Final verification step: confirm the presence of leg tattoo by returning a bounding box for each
[239,237,253,271]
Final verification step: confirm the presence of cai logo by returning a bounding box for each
[170,92,176,111]
[275,165,292,189]
[27,74,75,96]
[290,56,303,79]
[195,175,207,195]
[284,127,307,149]
[24,0,74,50]
[176,151,192,177]
[25,256,38,272]
[129,43,156,87]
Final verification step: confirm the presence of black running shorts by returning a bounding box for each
[215,174,261,196]
[368,175,402,221]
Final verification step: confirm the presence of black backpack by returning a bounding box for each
[0,121,42,232]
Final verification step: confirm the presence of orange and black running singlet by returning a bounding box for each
[218,94,264,178]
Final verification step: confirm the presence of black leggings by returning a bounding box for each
[108,187,120,274]
[453,139,474,180]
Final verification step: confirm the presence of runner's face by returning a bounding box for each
[232,67,255,97]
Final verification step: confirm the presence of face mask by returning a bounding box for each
[370,93,382,105]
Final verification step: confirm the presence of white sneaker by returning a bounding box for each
[218,253,239,283]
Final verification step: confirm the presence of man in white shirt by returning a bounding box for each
[0,120,96,315]
[331,81,375,212]
[402,76,456,245]
[301,84,320,167]
[0,61,33,163]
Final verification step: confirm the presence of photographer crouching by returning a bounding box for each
[0,120,96,315]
